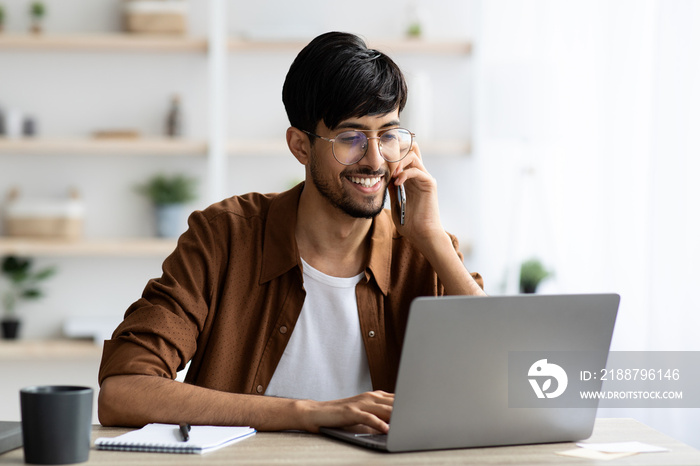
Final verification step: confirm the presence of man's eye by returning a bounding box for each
[338,134,365,145]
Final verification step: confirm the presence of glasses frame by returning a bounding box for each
[302,127,415,166]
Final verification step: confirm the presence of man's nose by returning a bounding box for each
[360,136,384,171]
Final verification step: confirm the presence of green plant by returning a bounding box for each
[407,22,422,38]
[0,5,6,25]
[519,258,552,294]
[30,2,45,19]
[1,255,56,319]
[137,173,198,205]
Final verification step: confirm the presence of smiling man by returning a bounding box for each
[97,32,485,434]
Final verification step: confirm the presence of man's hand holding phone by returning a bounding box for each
[389,141,444,240]
[390,141,486,296]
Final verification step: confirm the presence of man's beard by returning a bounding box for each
[309,150,389,219]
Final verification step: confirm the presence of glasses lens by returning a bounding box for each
[331,128,414,165]
[379,128,413,162]
[333,131,368,165]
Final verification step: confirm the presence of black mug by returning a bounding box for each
[20,386,93,464]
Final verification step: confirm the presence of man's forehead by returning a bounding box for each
[329,110,401,131]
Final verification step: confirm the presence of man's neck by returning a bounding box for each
[295,184,373,278]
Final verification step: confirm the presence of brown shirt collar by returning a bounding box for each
[260,182,392,296]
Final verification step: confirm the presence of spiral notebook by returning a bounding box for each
[95,423,256,454]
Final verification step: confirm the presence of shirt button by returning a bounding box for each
[279,326,288,334]
[368,330,376,338]
[256,385,263,393]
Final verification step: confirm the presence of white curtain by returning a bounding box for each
[473,0,700,446]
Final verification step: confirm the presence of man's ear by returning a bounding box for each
[287,127,311,165]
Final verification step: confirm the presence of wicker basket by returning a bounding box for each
[4,191,85,240]
[123,0,188,35]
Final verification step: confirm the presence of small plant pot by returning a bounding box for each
[520,284,538,294]
[155,204,186,238]
[1,319,21,339]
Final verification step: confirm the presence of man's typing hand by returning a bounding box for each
[300,390,394,434]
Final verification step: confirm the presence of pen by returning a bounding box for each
[179,423,191,442]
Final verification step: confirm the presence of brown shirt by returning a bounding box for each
[99,183,483,395]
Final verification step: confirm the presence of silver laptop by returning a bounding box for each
[321,294,620,452]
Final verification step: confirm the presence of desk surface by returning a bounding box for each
[1,418,699,465]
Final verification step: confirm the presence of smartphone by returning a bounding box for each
[396,184,406,225]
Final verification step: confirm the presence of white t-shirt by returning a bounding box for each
[265,258,373,401]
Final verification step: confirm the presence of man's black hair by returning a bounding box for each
[282,31,408,135]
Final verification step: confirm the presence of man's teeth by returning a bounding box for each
[349,176,382,188]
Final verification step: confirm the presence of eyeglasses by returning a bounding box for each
[302,128,415,166]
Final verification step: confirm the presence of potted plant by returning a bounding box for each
[136,173,197,238]
[406,22,422,38]
[0,5,6,34]
[405,3,424,38]
[1,255,56,339]
[519,258,552,294]
[29,1,46,34]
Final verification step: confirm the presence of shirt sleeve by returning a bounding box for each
[98,209,223,385]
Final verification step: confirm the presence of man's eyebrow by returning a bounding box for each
[336,120,401,131]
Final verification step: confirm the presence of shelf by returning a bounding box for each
[229,38,472,55]
[0,339,103,359]
[0,137,470,157]
[226,140,471,157]
[0,238,177,257]
[227,140,289,156]
[369,39,472,55]
[0,35,471,55]
[0,137,207,156]
[0,33,208,52]
[420,140,472,155]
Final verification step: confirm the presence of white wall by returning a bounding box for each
[472,0,700,448]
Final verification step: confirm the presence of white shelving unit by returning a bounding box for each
[0,0,476,344]
[0,0,472,251]
[1,28,473,257]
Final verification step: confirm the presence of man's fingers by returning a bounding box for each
[352,412,390,434]
[349,392,393,432]
[344,391,393,421]
[363,390,394,403]
[392,141,425,180]
[307,391,395,433]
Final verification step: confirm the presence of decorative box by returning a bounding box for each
[123,0,188,35]
[4,190,85,240]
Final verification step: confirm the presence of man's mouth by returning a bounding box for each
[348,176,383,188]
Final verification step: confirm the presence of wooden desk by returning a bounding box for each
[1,419,698,465]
